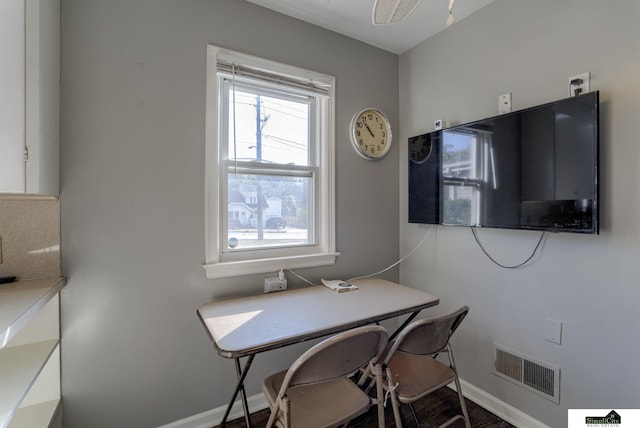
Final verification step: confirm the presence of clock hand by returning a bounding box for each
[364,122,375,137]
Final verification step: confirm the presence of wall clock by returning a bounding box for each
[349,108,392,160]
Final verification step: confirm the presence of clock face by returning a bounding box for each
[408,133,434,164]
[350,108,392,160]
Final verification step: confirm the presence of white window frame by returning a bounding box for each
[204,45,338,279]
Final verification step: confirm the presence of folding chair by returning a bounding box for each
[262,325,389,428]
[383,306,470,428]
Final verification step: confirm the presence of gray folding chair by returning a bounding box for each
[262,325,389,428]
[383,306,471,428]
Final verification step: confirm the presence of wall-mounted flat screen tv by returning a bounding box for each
[409,91,599,234]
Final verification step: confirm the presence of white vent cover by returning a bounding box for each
[494,344,560,403]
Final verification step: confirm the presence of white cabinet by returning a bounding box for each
[0,0,59,195]
[0,278,65,428]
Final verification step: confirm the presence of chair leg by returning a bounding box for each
[448,346,471,428]
[373,364,385,428]
[408,403,420,427]
[266,396,291,428]
[357,363,374,393]
[386,367,403,428]
[452,378,471,428]
[265,402,278,428]
[281,396,291,428]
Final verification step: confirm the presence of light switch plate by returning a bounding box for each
[499,93,512,114]
[545,318,562,345]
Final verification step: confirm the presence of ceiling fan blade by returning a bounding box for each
[446,13,455,26]
[372,0,422,25]
[447,0,455,26]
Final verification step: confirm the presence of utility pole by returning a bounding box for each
[256,95,265,240]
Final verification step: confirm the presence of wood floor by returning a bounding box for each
[214,387,516,427]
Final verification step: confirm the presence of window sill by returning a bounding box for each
[203,252,340,279]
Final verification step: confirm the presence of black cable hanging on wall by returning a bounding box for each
[471,227,546,269]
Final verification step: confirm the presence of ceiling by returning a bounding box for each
[246,0,496,54]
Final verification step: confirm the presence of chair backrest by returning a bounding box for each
[280,325,389,392]
[385,306,469,360]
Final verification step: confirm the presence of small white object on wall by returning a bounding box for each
[568,72,590,97]
[498,93,512,114]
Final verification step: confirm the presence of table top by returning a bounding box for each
[197,278,439,358]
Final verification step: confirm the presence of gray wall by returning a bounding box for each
[399,1,640,426]
[59,0,398,426]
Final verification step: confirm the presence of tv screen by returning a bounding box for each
[409,91,599,234]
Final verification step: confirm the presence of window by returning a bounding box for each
[441,129,495,226]
[204,46,338,279]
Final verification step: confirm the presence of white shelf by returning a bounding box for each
[7,400,60,428]
[0,340,58,428]
[0,278,65,349]
[0,277,65,428]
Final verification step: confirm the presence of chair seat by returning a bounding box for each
[263,370,372,428]
[387,351,455,403]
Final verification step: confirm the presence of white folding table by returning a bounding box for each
[197,278,439,427]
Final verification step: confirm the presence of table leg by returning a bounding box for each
[235,357,252,428]
[220,354,255,427]
[390,311,419,340]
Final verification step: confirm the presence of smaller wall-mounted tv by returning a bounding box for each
[409,91,599,234]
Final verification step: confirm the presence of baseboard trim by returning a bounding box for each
[156,394,269,428]
[159,378,548,428]
[451,379,550,428]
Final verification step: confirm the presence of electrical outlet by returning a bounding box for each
[264,277,287,293]
[568,72,590,97]
[499,93,512,114]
